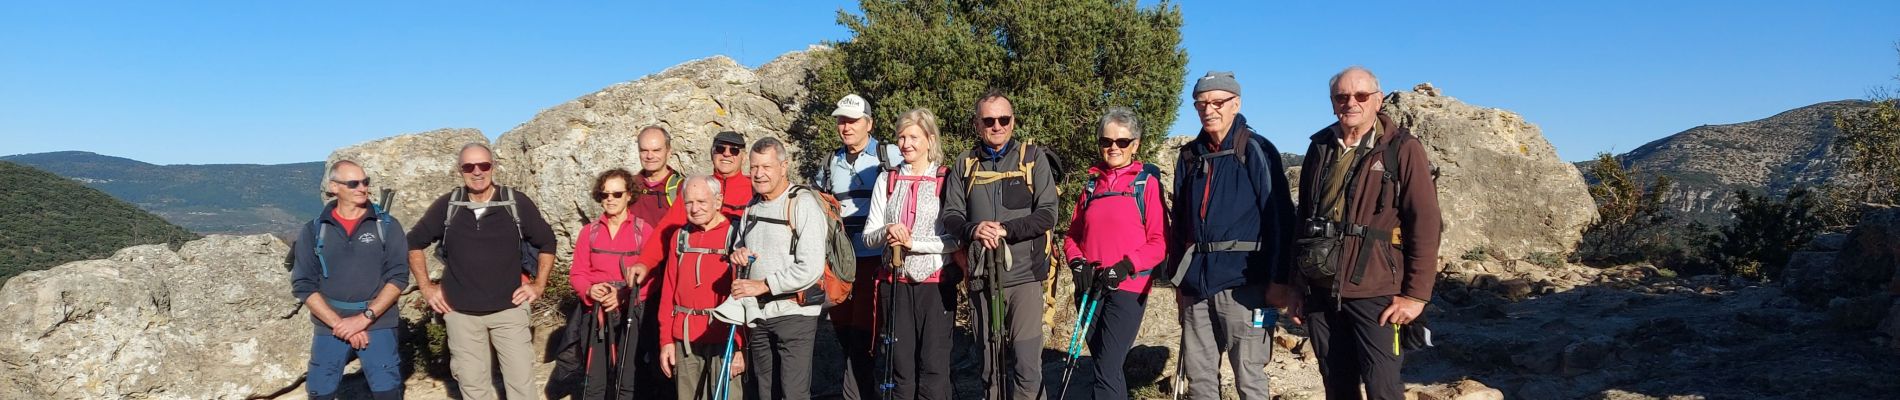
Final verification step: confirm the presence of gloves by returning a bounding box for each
[1098,257,1134,289]
[1069,258,1097,294]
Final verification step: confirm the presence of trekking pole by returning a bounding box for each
[987,273,1007,399]
[715,255,755,400]
[877,280,896,400]
[1051,283,1104,400]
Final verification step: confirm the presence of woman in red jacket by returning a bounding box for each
[1060,107,1169,400]
[568,168,653,399]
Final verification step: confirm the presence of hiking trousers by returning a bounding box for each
[1086,290,1146,400]
[836,257,882,400]
[972,280,1046,400]
[1178,285,1273,400]
[674,340,746,400]
[889,280,957,400]
[1303,295,1404,400]
[748,314,818,400]
[306,327,402,400]
[445,302,536,400]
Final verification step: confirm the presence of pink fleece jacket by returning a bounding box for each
[570,214,654,304]
[1062,161,1169,295]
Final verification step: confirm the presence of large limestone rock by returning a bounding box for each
[1153,84,1595,264]
[0,235,309,399]
[321,128,488,284]
[492,49,825,269]
[1383,84,1597,261]
[320,128,489,226]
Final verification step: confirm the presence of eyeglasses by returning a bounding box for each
[460,162,493,173]
[330,178,372,189]
[1098,137,1137,149]
[595,191,629,201]
[1331,91,1379,104]
[1193,96,1237,110]
[714,144,744,156]
[979,116,1014,128]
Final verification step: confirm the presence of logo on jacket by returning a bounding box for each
[357,233,378,244]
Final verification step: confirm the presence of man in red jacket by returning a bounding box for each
[645,175,747,400]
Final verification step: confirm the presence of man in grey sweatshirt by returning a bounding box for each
[728,137,828,400]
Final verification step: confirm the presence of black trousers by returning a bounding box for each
[748,314,818,400]
[1084,290,1145,400]
[581,301,641,400]
[1303,295,1404,400]
[888,281,958,400]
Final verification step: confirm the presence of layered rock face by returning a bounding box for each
[0,235,309,399]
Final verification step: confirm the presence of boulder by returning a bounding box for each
[1785,205,1900,305]
[1408,379,1504,400]
[492,50,826,272]
[0,235,309,399]
[320,128,489,282]
[1382,84,1597,263]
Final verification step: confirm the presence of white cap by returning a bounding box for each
[830,94,869,119]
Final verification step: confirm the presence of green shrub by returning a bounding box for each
[1708,188,1823,281]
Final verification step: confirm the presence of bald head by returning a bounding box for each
[637,126,673,175]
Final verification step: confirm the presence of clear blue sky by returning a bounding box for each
[3,1,1896,165]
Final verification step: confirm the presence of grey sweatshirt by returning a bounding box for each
[737,186,829,319]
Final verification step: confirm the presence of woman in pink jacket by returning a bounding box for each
[567,168,653,399]
[1061,107,1169,400]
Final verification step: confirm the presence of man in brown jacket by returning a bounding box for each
[1290,66,1442,400]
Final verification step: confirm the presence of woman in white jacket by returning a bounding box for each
[861,107,961,400]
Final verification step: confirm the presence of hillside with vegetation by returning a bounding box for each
[0,151,323,234]
[0,161,198,283]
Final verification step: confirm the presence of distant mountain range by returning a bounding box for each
[0,161,198,282]
[0,151,324,235]
[1606,100,1870,223]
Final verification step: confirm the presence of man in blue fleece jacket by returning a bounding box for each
[290,160,410,400]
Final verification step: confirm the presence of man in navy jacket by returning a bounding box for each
[1168,72,1299,400]
[290,160,409,400]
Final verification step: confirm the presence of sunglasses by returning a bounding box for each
[714,144,744,156]
[460,162,493,173]
[595,191,629,201]
[1331,91,1379,104]
[979,116,1014,128]
[1098,137,1137,149]
[1193,95,1237,110]
[330,178,372,189]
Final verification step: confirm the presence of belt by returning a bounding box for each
[326,298,369,311]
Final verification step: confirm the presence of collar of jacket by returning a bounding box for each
[588,212,638,232]
[1310,112,1399,147]
[836,136,881,161]
[319,201,384,226]
[687,214,732,234]
[977,140,1017,161]
[1194,113,1252,153]
[1086,160,1145,178]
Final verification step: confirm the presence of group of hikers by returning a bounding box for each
[288,66,1443,400]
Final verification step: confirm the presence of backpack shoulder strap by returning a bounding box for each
[311,217,330,278]
[665,173,684,206]
[503,187,524,239]
[444,186,466,228]
[1018,144,1040,194]
[1133,163,1162,220]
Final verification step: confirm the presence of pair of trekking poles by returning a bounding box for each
[1042,261,1110,400]
[582,282,637,395]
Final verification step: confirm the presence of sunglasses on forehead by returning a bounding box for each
[460,162,493,173]
[980,116,1013,128]
[1098,137,1137,149]
[330,178,372,189]
[714,143,744,156]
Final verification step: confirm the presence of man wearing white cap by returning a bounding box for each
[813,93,902,400]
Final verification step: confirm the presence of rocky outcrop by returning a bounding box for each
[320,128,488,282]
[491,49,826,269]
[1384,84,1597,262]
[0,235,309,399]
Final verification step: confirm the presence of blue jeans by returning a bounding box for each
[307,327,403,399]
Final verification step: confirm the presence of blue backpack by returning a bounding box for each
[1080,163,1165,228]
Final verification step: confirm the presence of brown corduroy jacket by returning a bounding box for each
[1296,113,1443,300]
